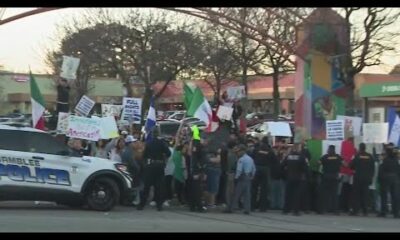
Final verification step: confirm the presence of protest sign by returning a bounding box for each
[75,95,95,117]
[60,56,80,80]
[66,115,101,141]
[363,123,389,143]
[326,120,345,141]
[100,116,119,139]
[265,121,292,137]
[56,112,69,134]
[227,86,246,100]
[121,97,142,124]
[336,115,362,138]
[101,104,123,117]
[217,105,234,121]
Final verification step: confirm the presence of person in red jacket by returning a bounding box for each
[339,137,357,213]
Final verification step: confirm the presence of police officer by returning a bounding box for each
[349,143,375,216]
[251,136,276,212]
[378,143,400,218]
[281,143,308,216]
[137,129,171,211]
[318,145,343,215]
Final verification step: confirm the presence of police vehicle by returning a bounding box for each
[0,125,133,211]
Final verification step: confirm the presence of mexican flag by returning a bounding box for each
[186,87,213,132]
[183,82,195,109]
[30,72,46,130]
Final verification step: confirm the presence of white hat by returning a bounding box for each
[121,130,128,135]
[125,135,137,143]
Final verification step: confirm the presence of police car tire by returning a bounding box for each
[86,177,120,211]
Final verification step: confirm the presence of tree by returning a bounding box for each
[197,26,239,103]
[390,64,400,74]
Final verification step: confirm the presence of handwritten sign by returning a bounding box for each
[100,116,119,139]
[227,86,246,100]
[60,55,80,80]
[363,123,389,144]
[326,120,345,141]
[217,105,233,121]
[66,115,101,141]
[75,95,95,117]
[336,115,362,137]
[121,97,142,124]
[56,112,69,134]
[102,104,123,117]
[265,121,292,137]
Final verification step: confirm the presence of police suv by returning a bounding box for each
[0,125,133,211]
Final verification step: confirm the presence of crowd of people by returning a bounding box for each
[57,123,400,218]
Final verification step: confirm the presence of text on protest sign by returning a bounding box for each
[227,86,246,100]
[121,97,142,124]
[75,95,95,117]
[66,115,101,141]
[101,104,123,117]
[326,120,345,141]
[56,112,69,134]
[363,123,389,144]
[216,105,234,121]
[60,56,80,80]
[336,115,362,137]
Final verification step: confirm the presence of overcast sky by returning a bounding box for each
[0,8,398,75]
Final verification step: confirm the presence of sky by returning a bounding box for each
[0,7,398,75]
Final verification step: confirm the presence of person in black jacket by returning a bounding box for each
[281,144,308,216]
[377,143,400,218]
[188,136,207,212]
[251,136,276,212]
[318,145,343,215]
[137,129,171,211]
[349,143,375,216]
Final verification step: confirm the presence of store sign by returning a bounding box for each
[360,82,400,97]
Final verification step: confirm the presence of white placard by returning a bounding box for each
[100,116,120,139]
[322,140,343,155]
[227,86,246,100]
[326,120,345,141]
[121,97,142,124]
[75,95,95,117]
[265,121,292,137]
[101,104,123,117]
[56,112,69,134]
[217,105,234,121]
[66,115,101,141]
[336,115,362,137]
[363,123,389,144]
[60,55,80,80]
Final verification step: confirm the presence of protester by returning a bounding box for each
[172,143,187,205]
[109,137,125,163]
[204,137,222,208]
[94,139,108,159]
[225,144,256,215]
[339,137,357,213]
[269,144,287,210]
[223,139,238,213]
[69,138,84,157]
[164,142,175,207]
[300,142,312,213]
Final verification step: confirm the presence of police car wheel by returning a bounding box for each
[86,177,120,211]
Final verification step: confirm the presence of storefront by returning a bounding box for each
[359,79,400,123]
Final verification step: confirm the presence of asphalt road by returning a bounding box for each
[0,201,398,232]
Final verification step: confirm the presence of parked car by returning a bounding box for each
[167,111,186,122]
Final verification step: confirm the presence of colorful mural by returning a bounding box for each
[294,9,350,141]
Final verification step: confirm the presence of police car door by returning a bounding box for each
[23,131,84,193]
